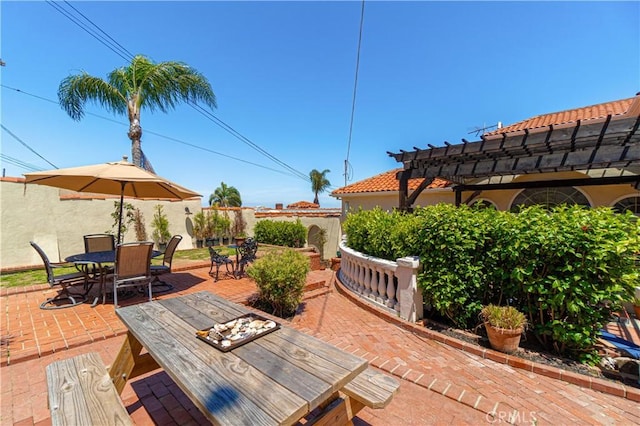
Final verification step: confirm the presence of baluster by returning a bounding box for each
[346,256,354,288]
[379,270,389,305]
[363,265,372,296]
[370,267,379,299]
[386,272,397,309]
[342,256,350,287]
[357,262,365,293]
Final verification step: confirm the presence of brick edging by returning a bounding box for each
[332,272,640,403]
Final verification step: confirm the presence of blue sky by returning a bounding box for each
[1,1,638,208]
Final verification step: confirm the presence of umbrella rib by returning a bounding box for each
[77,177,106,193]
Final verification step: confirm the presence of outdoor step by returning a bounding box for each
[302,286,332,301]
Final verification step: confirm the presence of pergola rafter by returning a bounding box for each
[388,110,640,210]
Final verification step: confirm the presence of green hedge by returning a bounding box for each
[343,204,640,362]
[254,219,306,248]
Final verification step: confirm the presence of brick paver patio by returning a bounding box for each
[1,262,639,425]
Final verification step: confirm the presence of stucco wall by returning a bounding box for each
[1,179,342,271]
[1,178,202,269]
[336,171,640,215]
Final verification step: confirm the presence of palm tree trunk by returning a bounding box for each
[128,122,143,167]
[127,99,143,166]
[313,192,319,205]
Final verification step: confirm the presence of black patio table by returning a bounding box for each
[66,249,161,305]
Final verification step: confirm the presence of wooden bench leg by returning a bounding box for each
[306,393,366,426]
[109,331,159,394]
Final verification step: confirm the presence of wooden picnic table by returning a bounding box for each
[110,291,371,425]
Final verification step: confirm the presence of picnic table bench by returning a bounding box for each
[46,352,132,426]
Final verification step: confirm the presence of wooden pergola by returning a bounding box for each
[388,107,640,211]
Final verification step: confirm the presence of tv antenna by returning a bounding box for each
[467,122,501,137]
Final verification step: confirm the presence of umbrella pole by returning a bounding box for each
[117,182,126,245]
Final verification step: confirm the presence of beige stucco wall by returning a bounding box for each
[341,190,457,214]
[1,179,202,269]
[335,171,640,216]
[1,179,342,271]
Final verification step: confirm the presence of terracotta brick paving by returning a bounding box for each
[1,263,639,425]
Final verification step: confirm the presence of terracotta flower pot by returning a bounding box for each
[484,323,523,354]
[634,305,640,320]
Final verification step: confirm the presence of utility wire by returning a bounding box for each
[1,124,59,168]
[46,1,311,183]
[0,154,44,172]
[62,0,136,59]
[45,1,131,62]
[1,84,300,177]
[344,0,365,186]
[188,102,309,181]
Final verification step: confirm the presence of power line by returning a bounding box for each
[0,154,44,172]
[187,102,309,181]
[1,84,301,177]
[45,1,131,62]
[344,0,366,186]
[61,0,136,59]
[45,1,311,184]
[1,124,59,169]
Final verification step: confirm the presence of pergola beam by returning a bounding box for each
[389,113,640,211]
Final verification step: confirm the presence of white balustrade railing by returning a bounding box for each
[337,238,423,322]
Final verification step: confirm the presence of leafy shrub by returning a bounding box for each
[247,249,310,317]
[342,204,640,363]
[254,219,306,247]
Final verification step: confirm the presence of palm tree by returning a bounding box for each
[310,169,331,205]
[58,54,217,167]
[209,182,242,207]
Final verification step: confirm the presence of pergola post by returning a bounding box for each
[398,170,409,212]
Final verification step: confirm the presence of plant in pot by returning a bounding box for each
[193,211,207,248]
[480,304,527,354]
[151,204,172,251]
[232,209,247,245]
[204,210,218,247]
[216,214,231,245]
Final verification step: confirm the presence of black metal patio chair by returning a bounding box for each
[236,237,258,278]
[208,246,234,281]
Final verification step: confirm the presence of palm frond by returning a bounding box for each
[130,55,217,113]
[58,72,127,120]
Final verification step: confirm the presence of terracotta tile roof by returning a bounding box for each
[0,177,25,183]
[331,169,451,195]
[485,94,639,136]
[287,201,319,209]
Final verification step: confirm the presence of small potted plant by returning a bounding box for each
[232,209,247,246]
[234,232,247,246]
[151,204,172,251]
[480,304,527,354]
[204,211,219,247]
[193,211,206,248]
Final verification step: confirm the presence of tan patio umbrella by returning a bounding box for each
[24,157,200,244]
